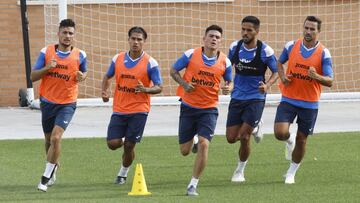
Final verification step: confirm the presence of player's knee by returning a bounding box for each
[50,135,61,146]
[239,134,250,143]
[107,140,122,150]
[226,133,237,143]
[123,141,135,150]
[107,143,118,150]
[274,130,288,141]
[295,136,307,147]
[180,145,190,156]
[180,149,190,156]
[198,139,209,150]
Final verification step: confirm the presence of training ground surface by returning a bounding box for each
[0,101,359,140]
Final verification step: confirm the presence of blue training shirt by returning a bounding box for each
[228,40,278,101]
[279,40,333,109]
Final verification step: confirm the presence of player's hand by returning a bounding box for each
[76,71,86,82]
[281,74,292,86]
[258,81,268,94]
[46,57,57,69]
[221,81,231,95]
[101,90,110,102]
[184,82,196,93]
[308,66,318,79]
[135,80,147,93]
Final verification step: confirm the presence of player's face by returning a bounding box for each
[241,22,258,44]
[303,20,320,42]
[203,30,222,51]
[128,32,145,53]
[58,27,75,48]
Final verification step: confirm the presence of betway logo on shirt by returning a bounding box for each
[117,84,136,93]
[290,71,313,82]
[46,71,70,81]
[191,76,215,87]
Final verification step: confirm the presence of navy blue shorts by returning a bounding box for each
[107,113,148,143]
[275,101,318,135]
[178,104,218,144]
[40,101,76,133]
[226,99,265,127]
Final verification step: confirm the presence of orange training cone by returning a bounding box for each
[128,163,151,196]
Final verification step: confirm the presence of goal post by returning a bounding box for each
[29,0,360,108]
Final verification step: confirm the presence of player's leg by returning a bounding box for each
[226,99,245,143]
[186,109,217,196]
[274,102,297,160]
[178,104,197,156]
[231,100,264,182]
[44,132,51,153]
[107,114,127,150]
[38,103,75,191]
[231,122,252,182]
[285,107,318,184]
[115,114,147,185]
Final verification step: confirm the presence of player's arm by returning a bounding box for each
[101,57,116,102]
[170,50,195,93]
[277,43,293,86]
[170,68,195,93]
[221,58,233,95]
[101,74,112,102]
[259,46,279,93]
[76,51,88,82]
[136,60,163,94]
[30,51,56,82]
[308,67,332,87]
[136,80,162,94]
[308,49,333,87]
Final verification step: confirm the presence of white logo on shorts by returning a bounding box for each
[63,121,68,124]
[210,134,214,137]
[136,136,140,139]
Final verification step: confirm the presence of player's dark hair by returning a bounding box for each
[59,19,75,30]
[205,25,223,35]
[242,16,260,29]
[128,26,148,40]
[305,16,322,30]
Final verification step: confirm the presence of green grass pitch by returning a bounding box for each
[0,132,359,202]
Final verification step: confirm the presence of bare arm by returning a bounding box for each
[258,71,279,94]
[76,71,87,82]
[135,80,163,94]
[101,74,112,102]
[308,67,333,87]
[170,68,195,92]
[30,57,57,82]
[277,61,292,86]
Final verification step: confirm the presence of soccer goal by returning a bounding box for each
[26,0,360,107]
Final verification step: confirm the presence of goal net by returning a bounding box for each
[41,0,360,104]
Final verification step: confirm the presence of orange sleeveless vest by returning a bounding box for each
[176,48,227,108]
[279,39,323,102]
[113,52,151,113]
[40,45,80,104]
